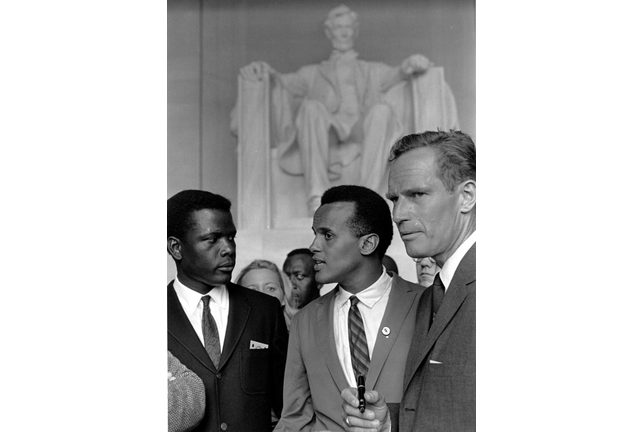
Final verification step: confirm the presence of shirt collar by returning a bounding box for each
[174,276,229,312]
[329,49,359,62]
[439,231,476,290]
[336,267,392,309]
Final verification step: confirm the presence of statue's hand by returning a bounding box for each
[240,61,274,81]
[401,54,432,76]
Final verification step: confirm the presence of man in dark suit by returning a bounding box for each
[340,130,476,432]
[275,185,425,432]
[167,190,288,432]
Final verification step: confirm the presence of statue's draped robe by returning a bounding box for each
[231,58,458,204]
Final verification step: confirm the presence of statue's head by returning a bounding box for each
[324,4,359,52]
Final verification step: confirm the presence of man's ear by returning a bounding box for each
[459,179,476,214]
[167,236,182,261]
[359,233,380,256]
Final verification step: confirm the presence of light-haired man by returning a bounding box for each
[341,130,476,432]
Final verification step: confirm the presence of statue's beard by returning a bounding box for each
[331,39,354,52]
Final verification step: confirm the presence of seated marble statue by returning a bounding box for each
[232,4,458,216]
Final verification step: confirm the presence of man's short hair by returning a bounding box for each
[167,190,232,240]
[324,4,358,30]
[389,130,476,193]
[320,185,393,259]
[286,248,314,259]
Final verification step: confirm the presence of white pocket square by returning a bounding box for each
[429,360,442,364]
[250,340,269,349]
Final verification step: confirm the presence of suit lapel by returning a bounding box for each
[367,276,416,390]
[403,244,476,393]
[167,282,217,373]
[316,286,350,392]
[219,283,250,370]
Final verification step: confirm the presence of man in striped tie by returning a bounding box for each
[275,185,426,432]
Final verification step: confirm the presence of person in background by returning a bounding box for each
[235,259,287,306]
[414,256,440,287]
[275,185,425,431]
[168,350,206,432]
[167,190,288,432]
[382,255,399,275]
[235,258,293,426]
[282,249,321,328]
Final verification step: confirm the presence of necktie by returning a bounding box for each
[348,296,370,380]
[201,296,221,369]
[431,272,445,321]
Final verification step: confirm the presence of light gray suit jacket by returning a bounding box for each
[275,273,425,432]
[399,243,476,432]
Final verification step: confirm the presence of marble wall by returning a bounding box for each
[167,0,475,282]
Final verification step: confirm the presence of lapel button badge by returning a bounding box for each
[382,327,391,336]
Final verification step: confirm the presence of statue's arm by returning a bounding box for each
[239,61,310,98]
[380,54,434,93]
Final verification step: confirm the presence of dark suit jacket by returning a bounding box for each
[399,244,476,432]
[275,273,425,432]
[168,281,288,432]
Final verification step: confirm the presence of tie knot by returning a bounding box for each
[433,273,444,290]
[201,296,211,311]
[350,295,360,307]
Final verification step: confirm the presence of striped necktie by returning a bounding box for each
[201,296,221,369]
[348,295,370,380]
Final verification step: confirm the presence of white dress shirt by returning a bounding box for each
[333,268,392,387]
[439,230,476,292]
[173,276,229,348]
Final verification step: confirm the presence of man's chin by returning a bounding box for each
[314,272,330,285]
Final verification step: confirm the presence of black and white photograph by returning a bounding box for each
[4,1,643,431]
[167,1,474,431]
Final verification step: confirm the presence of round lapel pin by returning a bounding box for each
[382,327,391,336]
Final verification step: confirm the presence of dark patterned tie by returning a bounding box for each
[431,272,445,322]
[348,295,370,380]
[201,296,221,369]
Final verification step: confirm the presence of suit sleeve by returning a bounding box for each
[270,298,289,416]
[168,350,206,432]
[274,311,315,432]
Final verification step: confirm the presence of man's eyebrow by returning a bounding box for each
[199,229,236,239]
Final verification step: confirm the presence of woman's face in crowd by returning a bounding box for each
[240,268,285,304]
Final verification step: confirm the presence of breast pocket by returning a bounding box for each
[240,349,271,395]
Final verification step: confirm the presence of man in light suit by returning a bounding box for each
[341,130,476,432]
[167,190,288,432]
[275,185,426,432]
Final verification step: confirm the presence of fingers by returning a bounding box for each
[340,387,359,406]
[403,54,431,74]
[340,389,387,431]
[240,61,271,81]
[341,411,381,432]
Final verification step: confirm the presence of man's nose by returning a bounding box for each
[220,238,235,256]
[309,237,320,253]
[391,199,410,225]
